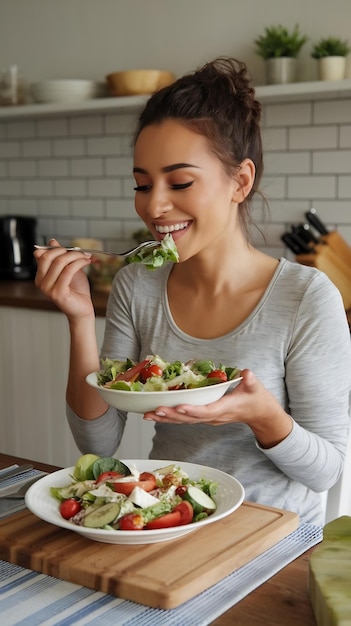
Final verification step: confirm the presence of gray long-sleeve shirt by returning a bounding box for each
[67,258,351,525]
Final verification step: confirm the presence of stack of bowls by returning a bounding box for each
[30,80,106,103]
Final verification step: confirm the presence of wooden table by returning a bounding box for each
[0,453,318,626]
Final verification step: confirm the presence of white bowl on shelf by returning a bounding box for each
[30,80,106,103]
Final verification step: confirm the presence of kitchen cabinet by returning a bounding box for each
[0,306,155,466]
[0,79,351,120]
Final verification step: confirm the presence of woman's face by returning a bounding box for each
[133,119,243,261]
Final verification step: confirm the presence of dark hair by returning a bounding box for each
[134,58,264,238]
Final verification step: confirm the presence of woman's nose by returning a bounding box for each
[145,188,173,218]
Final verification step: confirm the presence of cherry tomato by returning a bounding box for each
[145,501,193,530]
[111,471,157,496]
[59,498,82,520]
[145,510,182,530]
[115,359,151,383]
[96,471,123,485]
[139,471,157,483]
[207,369,228,382]
[140,364,163,382]
[118,513,145,530]
[173,501,194,525]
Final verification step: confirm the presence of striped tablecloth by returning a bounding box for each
[0,468,47,519]
[0,523,322,626]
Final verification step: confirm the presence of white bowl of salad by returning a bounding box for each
[25,455,245,544]
[86,355,243,413]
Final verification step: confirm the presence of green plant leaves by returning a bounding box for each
[255,24,308,59]
[311,37,350,59]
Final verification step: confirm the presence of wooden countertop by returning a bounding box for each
[0,452,318,625]
[0,280,108,317]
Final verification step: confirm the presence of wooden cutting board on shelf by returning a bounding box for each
[0,501,298,609]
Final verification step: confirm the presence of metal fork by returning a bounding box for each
[0,473,47,499]
[34,240,159,258]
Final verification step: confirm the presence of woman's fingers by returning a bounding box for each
[237,368,257,390]
[35,240,91,287]
[143,370,265,425]
[34,238,94,317]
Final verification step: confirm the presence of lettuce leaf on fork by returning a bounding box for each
[126,233,179,270]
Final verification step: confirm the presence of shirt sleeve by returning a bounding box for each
[66,403,126,457]
[259,271,351,492]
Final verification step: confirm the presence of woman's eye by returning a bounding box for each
[133,185,151,192]
[171,181,193,190]
[133,181,193,192]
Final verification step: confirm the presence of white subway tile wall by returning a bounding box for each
[0,99,351,257]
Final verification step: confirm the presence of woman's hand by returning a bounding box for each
[144,369,293,448]
[34,238,94,320]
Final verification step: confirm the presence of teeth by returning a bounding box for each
[155,222,189,234]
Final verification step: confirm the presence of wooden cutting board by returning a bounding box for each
[0,501,298,609]
[320,230,351,267]
[297,244,351,310]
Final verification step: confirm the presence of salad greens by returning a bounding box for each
[51,455,218,531]
[97,354,241,392]
[126,233,179,270]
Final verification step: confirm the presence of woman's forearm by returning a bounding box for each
[66,315,108,420]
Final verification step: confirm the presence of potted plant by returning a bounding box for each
[254,24,308,85]
[311,37,350,81]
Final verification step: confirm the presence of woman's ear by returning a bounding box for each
[232,158,255,202]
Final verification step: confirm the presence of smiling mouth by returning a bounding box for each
[154,221,190,234]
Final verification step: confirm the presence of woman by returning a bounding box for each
[35,58,351,525]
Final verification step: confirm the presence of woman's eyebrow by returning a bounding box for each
[133,163,200,174]
[163,163,199,172]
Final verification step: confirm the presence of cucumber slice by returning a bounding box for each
[184,485,216,515]
[85,496,106,511]
[83,502,121,528]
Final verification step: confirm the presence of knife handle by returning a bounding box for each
[293,223,320,245]
[281,233,313,255]
[281,233,301,254]
[305,209,329,235]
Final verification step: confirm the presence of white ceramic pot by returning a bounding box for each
[266,57,297,85]
[318,57,346,81]
[345,54,351,79]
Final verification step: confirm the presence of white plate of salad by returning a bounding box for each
[25,456,245,544]
[86,355,243,413]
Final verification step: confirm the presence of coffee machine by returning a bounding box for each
[0,215,37,280]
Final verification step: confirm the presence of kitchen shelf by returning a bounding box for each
[255,78,351,103]
[0,79,351,119]
[0,94,149,119]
